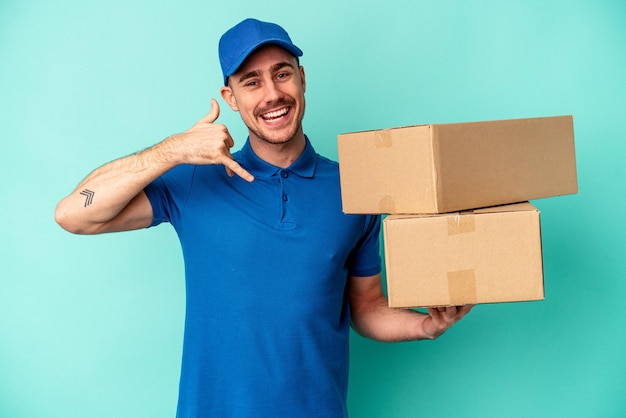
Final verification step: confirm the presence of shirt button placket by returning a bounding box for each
[277,170,294,228]
[281,171,289,202]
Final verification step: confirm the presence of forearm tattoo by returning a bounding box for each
[80,189,94,207]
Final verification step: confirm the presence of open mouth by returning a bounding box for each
[260,107,290,122]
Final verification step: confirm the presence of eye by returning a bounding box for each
[241,78,259,89]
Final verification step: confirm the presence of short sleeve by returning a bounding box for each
[144,177,169,227]
[143,164,196,228]
[348,214,382,277]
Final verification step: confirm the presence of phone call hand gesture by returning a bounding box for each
[167,98,254,182]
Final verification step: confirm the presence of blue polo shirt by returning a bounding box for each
[144,136,381,418]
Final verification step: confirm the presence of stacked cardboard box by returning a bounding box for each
[337,116,577,307]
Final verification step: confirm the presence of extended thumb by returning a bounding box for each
[200,98,220,124]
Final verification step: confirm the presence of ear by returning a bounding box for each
[220,86,239,111]
[299,66,306,93]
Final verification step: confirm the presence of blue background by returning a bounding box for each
[1,0,624,416]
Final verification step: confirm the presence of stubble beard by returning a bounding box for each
[249,97,304,145]
[250,119,303,145]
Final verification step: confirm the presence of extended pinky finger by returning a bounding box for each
[223,159,254,182]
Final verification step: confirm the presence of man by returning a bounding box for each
[55,18,472,418]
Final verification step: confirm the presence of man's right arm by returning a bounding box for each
[54,99,253,235]
[54,147,175,235]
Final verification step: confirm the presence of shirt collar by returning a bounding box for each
[236,136,317,179]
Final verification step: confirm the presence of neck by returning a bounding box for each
[248,129,306,168]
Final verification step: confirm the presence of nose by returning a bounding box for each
[262,79,284,103]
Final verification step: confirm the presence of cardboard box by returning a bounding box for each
[338,115,577,214]
[383,202,544,308]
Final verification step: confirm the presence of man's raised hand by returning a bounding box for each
[167,99,254,182]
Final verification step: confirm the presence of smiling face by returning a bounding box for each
[220,45,306,147]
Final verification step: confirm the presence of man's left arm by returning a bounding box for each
[348,274,473,342]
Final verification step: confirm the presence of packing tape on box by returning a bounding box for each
[447,269,477,305]
[447,214,475,235]
[374,130,392,148]
[379,195,396,213]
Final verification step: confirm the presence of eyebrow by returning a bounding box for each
[238,61,296,84]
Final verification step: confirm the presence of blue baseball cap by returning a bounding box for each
[219,18,303,85]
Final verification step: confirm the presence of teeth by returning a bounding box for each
[262,108,288,120]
